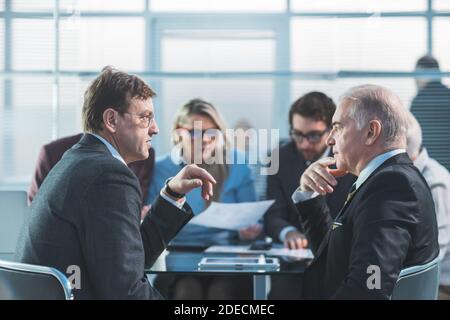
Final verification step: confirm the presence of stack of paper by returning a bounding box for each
[189,200,275,230]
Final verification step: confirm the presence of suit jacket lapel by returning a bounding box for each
[312,152,411,261]
[312,193,356,261]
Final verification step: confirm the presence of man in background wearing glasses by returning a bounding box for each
[265,91,356,250]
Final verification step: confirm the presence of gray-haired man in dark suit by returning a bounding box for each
[295,85,439,299]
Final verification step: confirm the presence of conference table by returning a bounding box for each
[145,243,312,300]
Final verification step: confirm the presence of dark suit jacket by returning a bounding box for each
[28,133,155,204]
[16,134,193,300]
[264,140,356,241]
[297,153,439,299]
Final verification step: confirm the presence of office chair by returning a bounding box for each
[391,257,440,300]
[0,259,73,300]
[0,191,28,261]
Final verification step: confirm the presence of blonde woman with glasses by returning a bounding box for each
[146,98,261,299]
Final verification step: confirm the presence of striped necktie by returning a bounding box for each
[332,184,357,230]
[344,183,357,206]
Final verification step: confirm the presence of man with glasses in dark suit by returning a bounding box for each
[264,92,355,251]
[16,66,216,299]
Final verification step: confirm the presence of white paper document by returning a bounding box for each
[189,200,275,230]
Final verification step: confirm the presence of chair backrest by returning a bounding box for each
[391,257,440,300]
[0,191,28,261]
[0,259,72,300]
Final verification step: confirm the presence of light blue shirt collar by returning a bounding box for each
[354,149,406,190]
[89,133,127,166]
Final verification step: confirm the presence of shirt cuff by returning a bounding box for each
[160,189,186,210]
[291,187,320,203]
[279,226,298,242]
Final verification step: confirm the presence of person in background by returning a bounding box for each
[411,55,450,171]
[264,92,355,250]
[234,119,268,201]
[405,111,450,300]
[146,98,260,299]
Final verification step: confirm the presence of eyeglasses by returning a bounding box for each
[290,129,329,144]
[120,112,155,128]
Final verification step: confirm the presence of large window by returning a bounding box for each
[291,0,426,12]
[60,18,146,71]
[150,0,286,12]
[434,18,450,78]
[1,0,449,189]
[291,18,426,72]
[156,24,278,152]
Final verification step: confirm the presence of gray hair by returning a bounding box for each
[405,111,422,159]
[339,84,408,147]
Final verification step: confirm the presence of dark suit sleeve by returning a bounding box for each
[264,173,298,241]
[295,196,333,254]
[81,169,191,299]
[331,173,417,300]
[140,195,193,267]
[28,145,52,204]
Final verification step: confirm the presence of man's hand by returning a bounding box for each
[284,230,308,249]
[168,164,217,201]
[141,204,151,221]
[299,157,347,195]
[239,223,263,241]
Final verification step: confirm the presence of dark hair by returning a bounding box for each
[416,55,440,70]
[288,91,336,128]
[82,66,156,133]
